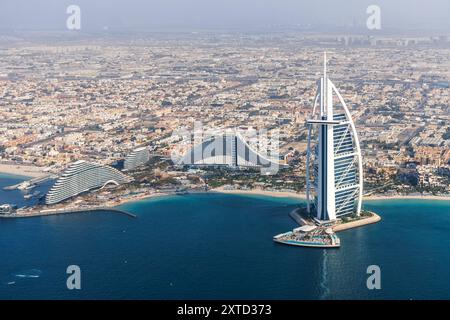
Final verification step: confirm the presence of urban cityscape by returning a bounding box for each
[0,32,449,205]
[0,0,449,303]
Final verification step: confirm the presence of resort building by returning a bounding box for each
[45,160,133,205]
[178,132,282,172]
[306,54,364,221]
[123,146,150,171]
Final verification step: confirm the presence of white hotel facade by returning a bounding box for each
[45,160,133,205]
[123,146,150,171]
[306,54,364,221]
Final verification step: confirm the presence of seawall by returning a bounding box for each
[0,206,137,219]
[332,212,381,232]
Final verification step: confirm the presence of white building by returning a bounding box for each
[123,146,150,171]
[306,54,364,221]
[45,160,133,205]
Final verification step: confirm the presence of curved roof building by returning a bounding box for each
[123,146,150,171]
[45,160,133,205]
[306,54,363,221]
[179,132,281,172]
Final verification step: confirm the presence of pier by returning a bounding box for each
[288,207,312,226]
[3,174,55,191]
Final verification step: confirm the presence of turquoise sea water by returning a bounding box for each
[0,173,449,299]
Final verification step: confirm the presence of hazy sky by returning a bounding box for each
[0,0,449,32]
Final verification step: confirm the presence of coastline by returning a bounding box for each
[211,188,307,200]
[1,165,448,206]
[211,188,450,202]
[108,188,307,209]
[0,163,48,178]
[1,184,448,219]
[107,191,174,207]
[364,194,450,201]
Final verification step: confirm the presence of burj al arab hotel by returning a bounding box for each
[306,54,363,222]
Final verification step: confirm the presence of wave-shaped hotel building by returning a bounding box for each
[45,160,133,205]
[179,132,282,173]
[123,146,150,171]
[305,54,364,221]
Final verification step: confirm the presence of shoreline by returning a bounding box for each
[211,188,450,202]
[1,166,448,203]
[38,188,450,213]
[2,186,448,219]
[364,194,450,201]
[0,163,48,178]
[211,188,307,200]
[108,191,174,207]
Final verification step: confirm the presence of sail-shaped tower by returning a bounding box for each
[305,53,363,222]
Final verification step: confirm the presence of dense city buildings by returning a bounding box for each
[0,32,449,198]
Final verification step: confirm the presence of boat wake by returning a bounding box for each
[1,269,42,287]
[319,250,330,299]
[13,268,42,279]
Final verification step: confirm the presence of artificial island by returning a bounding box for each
[274,54,380,248]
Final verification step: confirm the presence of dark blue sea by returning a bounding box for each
[0,173,449,299]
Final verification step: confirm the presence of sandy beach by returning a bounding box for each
[211,187,449,202]
[4,186,448,219]
[105,188,304,209]
[106,191,172,207]
[59,188,450,213]
[364,194,450,201]
[0,163,48,178]
[211,187,307,200]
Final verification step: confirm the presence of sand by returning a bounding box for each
[364,194,450,201]
[0,163,48,178]
[211,187,307,200]
[212,187,449,202]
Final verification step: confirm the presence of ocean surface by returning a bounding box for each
[0,173,449,299]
